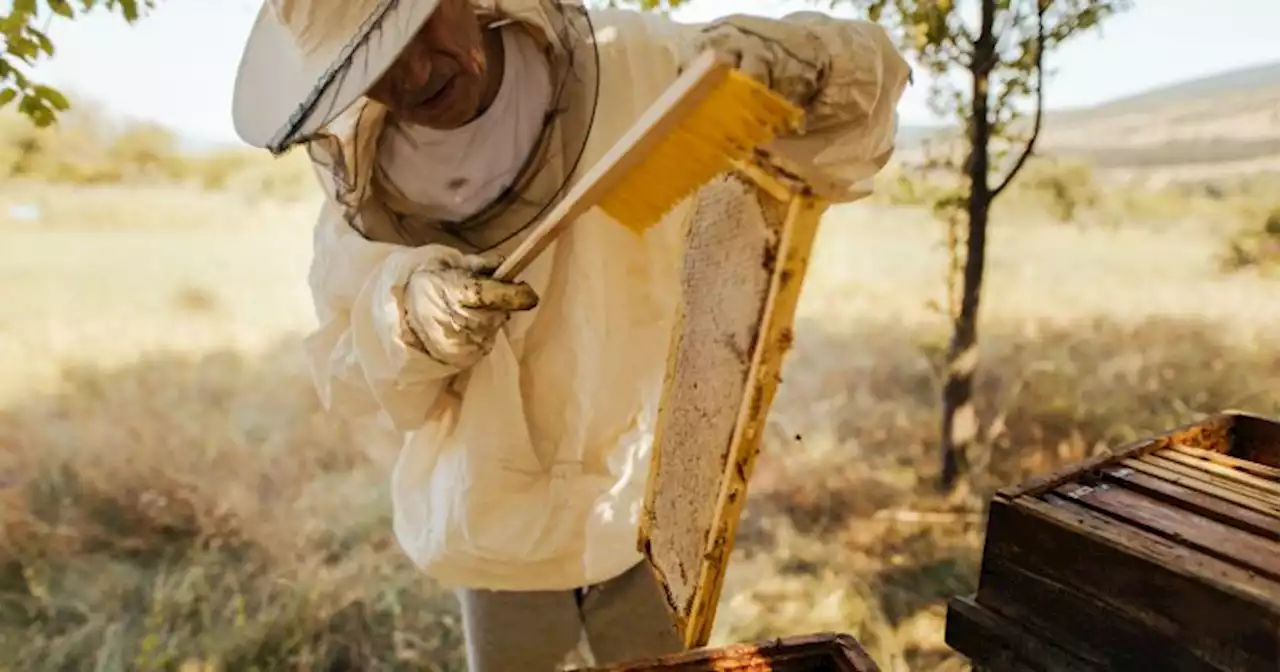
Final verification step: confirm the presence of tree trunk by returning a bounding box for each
[939,0,997,493]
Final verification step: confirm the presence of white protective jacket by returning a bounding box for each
[302,0,910,591]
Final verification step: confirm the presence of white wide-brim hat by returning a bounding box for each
[232,0,441,154]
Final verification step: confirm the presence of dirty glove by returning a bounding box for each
[401,253,539,370]
[682,14,831,112]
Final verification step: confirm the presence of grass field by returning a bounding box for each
[1,181,1278,670]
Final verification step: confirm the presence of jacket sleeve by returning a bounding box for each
[676,11,913,202]
[779,11,912,199]
[302,199,463,432]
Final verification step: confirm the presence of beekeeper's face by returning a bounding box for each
[367,0,495,129]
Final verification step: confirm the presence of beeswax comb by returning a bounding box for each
[493,49,804,282]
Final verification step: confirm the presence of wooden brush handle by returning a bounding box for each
[492,187,597,282]
[493,50,729,282]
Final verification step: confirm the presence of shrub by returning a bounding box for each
[1220,205,1280,272]
[0,103,316,204]
[1009,158,1101,223]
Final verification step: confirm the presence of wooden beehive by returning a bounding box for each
[585,633,881,672]
[945,411,1280,672]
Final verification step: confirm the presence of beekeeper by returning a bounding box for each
[231,0,908,669]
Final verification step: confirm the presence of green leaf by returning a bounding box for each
[0,89,16,108]
[33,84,69,111]
[9,37,39,62]
[17,94,39,115]
[7,65,30,88]
[13,0,38,15]
[31,105,56,127]
[48,0,76,18]
[0,14,23,34]
[29,27,55,56]
[117,0,139,21]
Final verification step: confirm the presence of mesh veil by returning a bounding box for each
[293,0,600,251]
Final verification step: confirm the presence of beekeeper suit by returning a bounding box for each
[231,0,909,668]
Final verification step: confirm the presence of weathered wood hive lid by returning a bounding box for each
[584,633,882,671]
[946,411,1280,671]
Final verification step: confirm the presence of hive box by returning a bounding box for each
[586,633,882,672]
[946,411,1280,671]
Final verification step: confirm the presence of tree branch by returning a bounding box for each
[990,0,1046,200]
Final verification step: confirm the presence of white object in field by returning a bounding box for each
[7,204,41,224]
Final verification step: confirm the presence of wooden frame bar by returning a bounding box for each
[639,152,829,649]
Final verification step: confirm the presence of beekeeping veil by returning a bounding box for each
[231,0,599,250]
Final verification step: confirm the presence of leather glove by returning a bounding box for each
[401,253,539,370]
[682,14,832,112]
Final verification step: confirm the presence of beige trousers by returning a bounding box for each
[455,561,683,671]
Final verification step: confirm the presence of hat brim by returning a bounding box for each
[232,0,441,152]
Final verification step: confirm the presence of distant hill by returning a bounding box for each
[1055,60,1280,121]
[895,123,945,147]
[894,60,1280,180]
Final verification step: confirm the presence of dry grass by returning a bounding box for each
[1,183,1278,671]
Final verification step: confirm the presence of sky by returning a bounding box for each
[23,0,1280,148]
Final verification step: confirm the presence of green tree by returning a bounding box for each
[837,0,1131,491]
[1,0,154,127]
